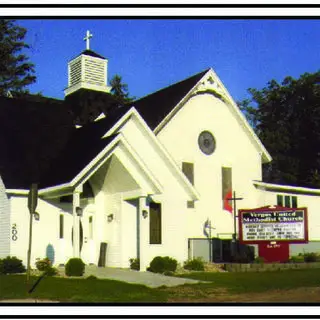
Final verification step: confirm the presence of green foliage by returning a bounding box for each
[148,256,177,274]
[65,258,85,277]
[35,257,57,276]
[0,274,168,302]
[129,258,140,271]
[183,258,205,271]
[289,252,320,263]
[0,19,36,96]
[176,268,320,294]
[86,275,98,280]
[239,71,320,188]
[110,74,134,105]
[35,258,52,271]
[303,252,319,263]
[289,254,305,263]
[254,256,265,264]
[45,267,58,276]
[0,256,26,274]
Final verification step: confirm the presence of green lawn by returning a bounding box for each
[177,268,320,294]
[1,269,320,302]
[0,275,167,302]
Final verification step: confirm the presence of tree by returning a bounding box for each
[0,19,36,96]
[110,74,134,105]
[239,71,320,188]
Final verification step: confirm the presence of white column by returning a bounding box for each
[73,187,82,258]
[138,196,148,271]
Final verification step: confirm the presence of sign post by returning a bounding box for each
[27,183,38,282]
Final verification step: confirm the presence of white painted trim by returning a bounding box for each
[130,108,200,201]
[102,106,198,200]
[38,183,72,195]
[94,112,106,122]
[119,135,163,194]
[253,181,320,195]
[101,106,135,139]
[153,68,272,164]
[5,189,29,195]
[71,133,163,195]
[70,135,121,186]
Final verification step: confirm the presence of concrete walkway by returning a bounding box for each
[78,265,204,288]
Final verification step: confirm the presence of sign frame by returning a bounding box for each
[238,205,308,245]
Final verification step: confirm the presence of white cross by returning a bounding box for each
[83,30,93,50]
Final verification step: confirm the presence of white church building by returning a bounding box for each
[0,32,320,271]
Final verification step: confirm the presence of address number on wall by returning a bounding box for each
[11,223,17,241]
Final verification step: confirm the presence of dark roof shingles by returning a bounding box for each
[131,69,208,130]
[0,69,208,189]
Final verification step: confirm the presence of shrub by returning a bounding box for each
[65,258,85,277]
[148,256,177,274]
[86,275,98,280]
[0,256,26,274]
[45,267,58,276]
[289,255,304,263]
[35,258,52,271]
[183,257,205,271]
[304,252,318,263]
[129,258,140,271]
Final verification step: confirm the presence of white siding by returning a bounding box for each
[0,177,10,258]
[158,93,263,238]
[9,196,73,267]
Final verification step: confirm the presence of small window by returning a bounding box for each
[292,196,298,208]
[59,214,64,239]
[149,202,162,244]
[89,216,93,239]
[285,195,291,207]
[182,162,194,185]
[277,195,283,206]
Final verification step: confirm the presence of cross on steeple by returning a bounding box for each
[83,30,93,50]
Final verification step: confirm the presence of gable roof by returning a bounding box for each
[131,69,209,130]
[0,67,271,190]
[138,68,272,163]
[0,92,120,189]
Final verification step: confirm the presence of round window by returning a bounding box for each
[198,131,216,155]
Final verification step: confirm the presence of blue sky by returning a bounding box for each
[18,19,320,102]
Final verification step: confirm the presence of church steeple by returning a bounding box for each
[64,30,111,97]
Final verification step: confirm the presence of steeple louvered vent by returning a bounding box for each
[84,57,105,86]
[64,31,111,97]
[69,59,82,87]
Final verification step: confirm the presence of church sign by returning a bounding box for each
[238,206,308,244]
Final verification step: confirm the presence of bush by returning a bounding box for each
[0,256,26,274]
[45,266,58,276]
[289,255,304,263]
[304,252,318,263]
[65,258,85,277]
[35,258,52,271]
[86,275,98,280]
[183,258,205,271]
[129,258,140,271]
[148,256,177,274]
